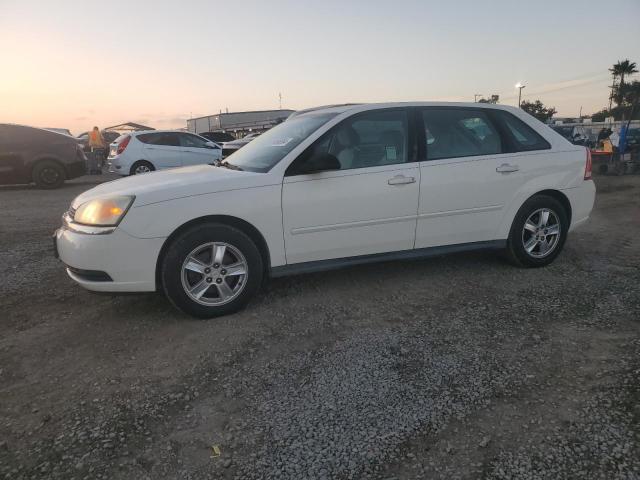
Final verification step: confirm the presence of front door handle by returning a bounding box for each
[496,163,519,173]
[388,175,416,185]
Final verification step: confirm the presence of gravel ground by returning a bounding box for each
[0,174,638,479]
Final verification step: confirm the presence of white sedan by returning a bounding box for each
[54,102,595,318]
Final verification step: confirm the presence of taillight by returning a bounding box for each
[116,135,131,155]
[76,143,86,159]
[584,148,592,180]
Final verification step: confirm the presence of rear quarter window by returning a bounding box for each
[491,110,551,152]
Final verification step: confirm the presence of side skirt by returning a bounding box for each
[270,240,507,278]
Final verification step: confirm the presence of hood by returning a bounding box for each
[72,165,264,209]
[223,138,252,147]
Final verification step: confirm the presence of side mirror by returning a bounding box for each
[297,153,341,174]
[205,141,219,149]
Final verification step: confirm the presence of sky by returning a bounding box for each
[1,0,639,134]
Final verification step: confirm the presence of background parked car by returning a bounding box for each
[0,123,87,188]
[44,128,73,136]
[624,127,640,152]
[221,132,261,158]
[107,130,222,175]
[76,130,121,157]
[199,131,235,144]
[550,125,592,147]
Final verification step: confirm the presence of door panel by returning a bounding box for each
[416,155,524,248]
[282,108,419,264]
[0,153,25,184]
[0,126,27,184]
[179,133,221,166]
[282,165,420,264]
[415,107,560,249]
[140,133,182,169]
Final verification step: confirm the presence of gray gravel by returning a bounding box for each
[0,174,639,479]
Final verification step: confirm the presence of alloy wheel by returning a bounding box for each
[134,165,151,174]
[180,242,248,306]
[521,208,561,258]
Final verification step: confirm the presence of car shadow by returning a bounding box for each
[263,250,508,297]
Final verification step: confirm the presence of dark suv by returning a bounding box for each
[0,124,87,188]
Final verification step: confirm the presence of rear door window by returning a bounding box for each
[421,108,503,160]
[179,133,210,148]
[137,132,180,147]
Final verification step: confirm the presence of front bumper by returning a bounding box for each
[54,226,165,292]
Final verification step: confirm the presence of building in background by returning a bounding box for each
[187,110,294,138]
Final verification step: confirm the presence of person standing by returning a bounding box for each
[88,126,106,174]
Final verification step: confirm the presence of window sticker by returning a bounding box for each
[385,146,397,161]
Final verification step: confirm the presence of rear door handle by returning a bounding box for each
[388,175,416,185]
[496,163,519,173]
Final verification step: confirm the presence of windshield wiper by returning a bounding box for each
[218,161,244,171]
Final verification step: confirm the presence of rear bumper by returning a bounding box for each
[65,160,87,179]
[107,156,129,175]
[54,227,165,292]
[563,180,596,231]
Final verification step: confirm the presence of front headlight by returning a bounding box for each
[74,196,134,226]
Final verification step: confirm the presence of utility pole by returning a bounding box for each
[278,92,282,110]
[516,83,526,108]
[579,105,583,119]
[474,94,483,103]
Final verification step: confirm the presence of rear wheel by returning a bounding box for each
[506,195,568,267]
[33,160,65,189]
[130,160,155,175]
[161,223,263,318]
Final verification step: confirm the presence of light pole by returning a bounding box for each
[474,94,483,103]
[515,83,526,108]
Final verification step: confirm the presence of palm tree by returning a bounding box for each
[610,59,638,88]
[609,60,638,109]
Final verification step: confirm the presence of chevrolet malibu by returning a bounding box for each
[54,103,595,318]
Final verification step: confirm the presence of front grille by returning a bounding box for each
[222,148,236,158]
[68,207,76,220]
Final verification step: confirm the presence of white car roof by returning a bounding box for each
[295,101,523,116]
[129,129,197,136]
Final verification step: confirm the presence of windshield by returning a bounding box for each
[224,112,338,172]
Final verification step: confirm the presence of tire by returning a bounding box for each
[506,195,568,268]
[32,160,65,189]
[161,223,263,318]
[130,160,155,175]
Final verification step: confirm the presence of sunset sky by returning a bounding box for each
[1,0,639,134]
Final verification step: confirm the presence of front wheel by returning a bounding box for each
[161,223,263,318]
[506,195,568,267]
